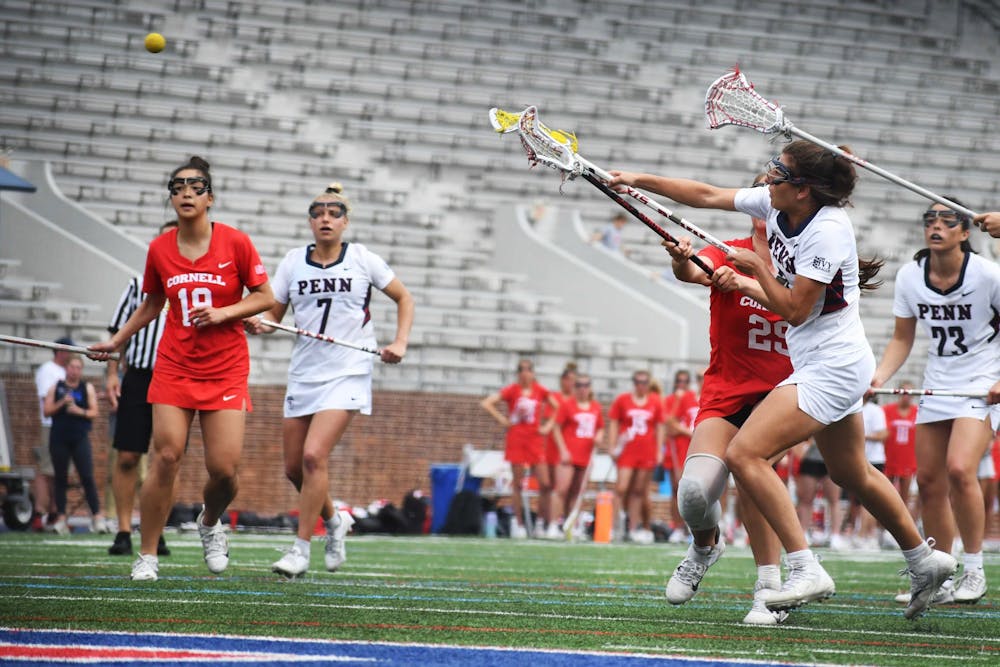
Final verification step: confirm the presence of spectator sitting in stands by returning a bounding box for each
[591,212,630,257]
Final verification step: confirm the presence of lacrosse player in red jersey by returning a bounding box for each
[250,182,413,578]
[91,155,275,582]
[609,140,956,620]
[550,372,604,538]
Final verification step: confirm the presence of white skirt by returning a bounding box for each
[915,395,991,426]
[778,344,875,425]
[283,373,372,418]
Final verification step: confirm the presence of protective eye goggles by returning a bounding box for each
[763,157,807,186]
[167,177,210,196]
[308,201,347,219]
[922,209,966,228]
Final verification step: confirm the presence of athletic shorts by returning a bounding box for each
[283,374,372,418]
[779,345,874,425]
[113,369,154,454]
[797,458,828,479]
[884,461,916,478]
[617,439,657,470]
[915,395,992,425]
[148,369,252,412]
[696,393,767,428]
[505,428,544,466]
[543,438,561,466]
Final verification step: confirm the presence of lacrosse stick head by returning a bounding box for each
[515,106,582,177]
[488,107,522,134]
[705,68,788,135]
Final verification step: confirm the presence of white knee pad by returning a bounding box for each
[676,454,729,531]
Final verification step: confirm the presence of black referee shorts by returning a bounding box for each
[112,368,154,454]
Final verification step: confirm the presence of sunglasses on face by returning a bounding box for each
[633,378,649,385]
[167,177,210,196]
[922,209,965,228]
[575,382,591,388]
[763,157,807,186]
[309,201,347,219]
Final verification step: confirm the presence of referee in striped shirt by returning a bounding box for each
[106,220,176,556]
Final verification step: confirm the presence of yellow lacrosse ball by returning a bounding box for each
[144,33,166,53]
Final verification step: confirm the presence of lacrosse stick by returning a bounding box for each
[489,106,735,257]
[869,387,988,399]
[563,454,594,542]
[704,69,979,219]
[258,319,381,356]
[0,334,119,361]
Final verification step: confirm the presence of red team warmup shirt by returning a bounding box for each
[882,402,918,478]
[663,390,699,471]
[609,393,662,469]
[144,223,268,408]
[554,398,604,468]
[499,382,550,465]
[694,237,793,425]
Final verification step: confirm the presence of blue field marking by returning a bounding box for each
[0,628,811,666]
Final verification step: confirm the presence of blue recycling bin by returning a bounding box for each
[429,464,482,534]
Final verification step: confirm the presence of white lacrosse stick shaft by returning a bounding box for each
[705,70,978,218]
[0,334,120,361]
[259,319,381,356]
[869,387,987,399]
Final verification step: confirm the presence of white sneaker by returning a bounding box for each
[629,528,655,545]
[510,522,528,539]
[532,521,547,539]
[273,543,310,578]
[545,522,563,540]
[668,527,689,543]
[324,510,355,572]
[130,554,159,582]
[952,568,987,604]
[894,577,954,605]
[903,544,958,620]
[763,557,835,611]
[743,581,789,626]
[196,507,230,574]
[828,533,851,551]
[665,535,726,604]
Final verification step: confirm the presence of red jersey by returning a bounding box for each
[663,390,699,469]
[555,398,604,467]
[499,381,549,434]
[144,223,268,380]
[883,402,918,477]
[695,237,793,424]
[609,393,662,450]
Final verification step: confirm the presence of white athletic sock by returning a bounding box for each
[294,537,311,556]
[786,549,815,567]
[963,551,983,572]
[902,540,932,566]
[757,564,781,589]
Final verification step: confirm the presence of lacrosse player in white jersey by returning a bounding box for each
[609,139,956,620]
[872,198,1000,605]
[249,183,414,578]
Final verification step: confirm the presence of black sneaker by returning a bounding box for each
[108,531,133,555]
[157,535,171,556]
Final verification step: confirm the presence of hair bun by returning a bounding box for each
[325,182,343,194]
[190,155,211,171]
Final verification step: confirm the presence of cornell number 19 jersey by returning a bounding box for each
[893,252,1000,392]
[271,242,395,382]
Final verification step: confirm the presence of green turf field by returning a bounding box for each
[1,531,997,665]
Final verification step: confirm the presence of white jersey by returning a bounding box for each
[734,186,870,368]
[271,242,395,382]
[862,400,887,464]
[893,252,1000,393]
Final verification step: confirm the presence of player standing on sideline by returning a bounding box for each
[550,372,604,538]
[90,156,275,581]
[657,176,794,624]
[105,220,177,557]
[249,183,413,577]
[33,338,72,530]
[609,140,956,620]
[882,382,919,522]
[662,369,698,542]
[872,199,1000,605]
[607,369,664,544]
[481,359,558,539]
[541,363,577,539]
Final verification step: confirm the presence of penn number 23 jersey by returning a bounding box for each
[271,242,395,382]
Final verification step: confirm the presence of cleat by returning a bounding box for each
[108,531,133,556]
[894,577,953,605]
[665,533,725,604]
[545,522,563,540]
[273,543,310,578]
[509,522,528,539]
[743,581,789,626]
[903,544,958,620]
[325,510,355,572]
[763,557,835,611]
[197,507,230,574]
[130,554,159,582]
[952,568,986,604]
[157,535,171,557]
